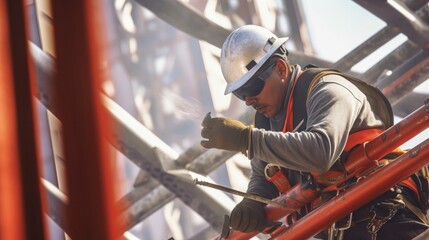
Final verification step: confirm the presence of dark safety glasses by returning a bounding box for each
[233,63,276,101]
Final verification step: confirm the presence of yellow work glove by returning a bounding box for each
[200,112,252,156]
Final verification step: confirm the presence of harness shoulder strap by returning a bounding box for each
[291,67,335,132]
[326,71,394,128]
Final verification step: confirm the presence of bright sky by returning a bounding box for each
[300,0,429,149]
[301,0,386,63]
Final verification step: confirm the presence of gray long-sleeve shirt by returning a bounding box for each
[247,65,388,199]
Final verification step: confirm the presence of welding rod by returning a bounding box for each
[194,178,284,208]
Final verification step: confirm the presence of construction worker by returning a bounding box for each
[200,25,429,239]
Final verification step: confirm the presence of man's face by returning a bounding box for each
[233,60,289,118]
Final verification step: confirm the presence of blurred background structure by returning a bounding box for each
[1,0,429,239]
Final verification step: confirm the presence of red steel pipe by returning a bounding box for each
[271,138,429,240]
[346,104,429,174]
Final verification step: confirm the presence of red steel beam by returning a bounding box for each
[0,0,47,239]
[271,138,429,240]
[51,1,124,239]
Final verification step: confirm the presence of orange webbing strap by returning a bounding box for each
[344,128,383,152]
[264,164,291,194]
[282,68,323,133]
[282,71,303,133]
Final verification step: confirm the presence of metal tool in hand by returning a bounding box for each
[194,178,284,208]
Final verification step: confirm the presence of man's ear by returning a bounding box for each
[276,59,288,77]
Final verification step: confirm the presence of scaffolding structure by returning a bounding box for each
[1,0,429,239]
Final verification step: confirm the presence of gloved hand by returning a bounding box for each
[200,112,252,155]
[230,199,278,233]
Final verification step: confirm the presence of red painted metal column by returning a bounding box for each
[51,1,124,239]
[0,1,25,239]
[0,0,47,239]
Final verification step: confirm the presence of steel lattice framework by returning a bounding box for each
[24,0,429,239]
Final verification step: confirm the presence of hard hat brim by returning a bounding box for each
[224,37,289,95]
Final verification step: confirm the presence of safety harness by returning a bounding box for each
[256,66,429,238]
[261,66,395,189]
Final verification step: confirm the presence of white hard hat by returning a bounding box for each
[220,25,289,95]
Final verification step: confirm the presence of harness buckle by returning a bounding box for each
[328,212,353,240]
